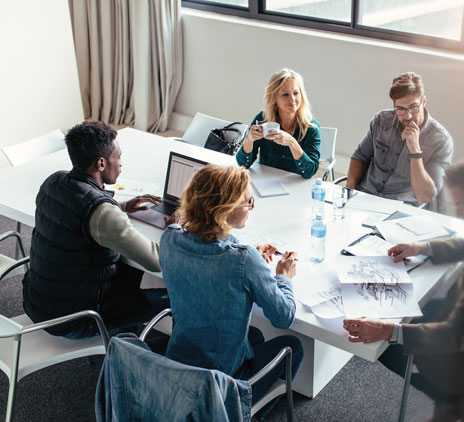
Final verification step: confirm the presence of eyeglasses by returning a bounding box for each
[395,97,423,116]
[238,196,255,210]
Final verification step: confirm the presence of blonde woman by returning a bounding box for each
[236,68,321,179]
[159,165,303,420]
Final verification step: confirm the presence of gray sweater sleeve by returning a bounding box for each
[89,202,161,272]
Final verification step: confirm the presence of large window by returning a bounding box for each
[182,0,464,52]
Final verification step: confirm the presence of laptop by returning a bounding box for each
[130,151,208,228]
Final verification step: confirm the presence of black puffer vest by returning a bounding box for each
[23,169,120,334]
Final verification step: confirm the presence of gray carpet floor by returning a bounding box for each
[0,215,434,421]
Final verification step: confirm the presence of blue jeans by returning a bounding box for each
[236,326,304,420]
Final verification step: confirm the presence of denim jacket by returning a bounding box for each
[95,334,252,422]
[159,225,296,376]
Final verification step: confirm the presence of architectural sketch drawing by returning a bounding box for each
[347,260,399,285]
[310,295,345,319]
[355,282,407,307]
[341,282,422,318]
[337,256,412,285]
[293,268,345,318]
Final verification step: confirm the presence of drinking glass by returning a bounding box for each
[333,187,347,219]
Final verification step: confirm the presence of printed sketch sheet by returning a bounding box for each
[293,266,344,318]
[337,256,412,284]
[336,256,421,318]
[341,283,422,318]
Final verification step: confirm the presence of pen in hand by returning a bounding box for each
[274,250,299,261]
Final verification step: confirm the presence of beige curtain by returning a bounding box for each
[68,0,182,132]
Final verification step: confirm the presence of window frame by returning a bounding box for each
[181,0,464,53]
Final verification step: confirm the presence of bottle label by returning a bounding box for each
[311,225,326,238]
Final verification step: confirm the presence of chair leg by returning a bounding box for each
[331,168,335,182]
[285,349,293,422]
[398,354,414,422]
[6,336,21,422]
[15,221,22,260]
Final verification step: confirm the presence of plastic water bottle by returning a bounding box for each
[311,213,326,263]
[311,178,326,215]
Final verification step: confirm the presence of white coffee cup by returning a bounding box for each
[262,122,280,139]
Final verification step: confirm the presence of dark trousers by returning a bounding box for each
[64,264,170,339]
[379,298,460,403]
[236,326,304,421]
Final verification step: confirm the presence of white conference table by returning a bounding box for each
[1,127,463,398]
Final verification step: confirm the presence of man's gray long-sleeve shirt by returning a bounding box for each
[351,109,453,204]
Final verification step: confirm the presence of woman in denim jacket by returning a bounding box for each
[159,165,303,420]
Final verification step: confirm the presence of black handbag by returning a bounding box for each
[204,122,245,155]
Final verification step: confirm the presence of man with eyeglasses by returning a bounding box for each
[347,72,453,206]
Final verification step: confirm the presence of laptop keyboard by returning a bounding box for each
[151,201,178,216]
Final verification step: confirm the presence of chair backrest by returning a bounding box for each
[2,129,65,167]
[182,112,247,148]
[319,127,337,163]
[96,334,251,422]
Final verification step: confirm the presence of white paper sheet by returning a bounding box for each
[346,192,402,214]
[293,268,345,318]
[341,282,422,318]
[230,218,287,249]
[375,215,451,244]
[336,256,412,284]
[251,178,289,198]
[344,235,426,272]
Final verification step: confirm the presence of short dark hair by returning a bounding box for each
[444,161,464,189]
[65,121,117,170]
[389,72,424,101]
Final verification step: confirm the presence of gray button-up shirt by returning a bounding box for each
[351,109,453,204]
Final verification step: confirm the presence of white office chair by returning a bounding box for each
[0,310,109,422]
[0,231,29,280]
[178,112,248,148]
[140,309,294,421]
[1,129,65,257]
[319,127,337,181]
[2,128,65,167]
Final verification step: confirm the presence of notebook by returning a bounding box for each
[130,151,208,228]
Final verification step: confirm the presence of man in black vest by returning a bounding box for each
[23,121,169,338]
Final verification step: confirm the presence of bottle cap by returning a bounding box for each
[316,178,322,185]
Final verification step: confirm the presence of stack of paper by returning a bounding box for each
[343,234,426,272]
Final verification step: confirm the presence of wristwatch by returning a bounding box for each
[388,323,400,344]
[408,151,423,159]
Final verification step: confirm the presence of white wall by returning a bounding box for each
[0,0,83,168]
[174,9,464,173]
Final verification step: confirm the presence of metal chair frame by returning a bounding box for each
[0,231,29,277]
[398,354,414,422]
[0,311,109,422]
[140,309,294,422]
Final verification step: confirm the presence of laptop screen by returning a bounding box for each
[163,152,208,203]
